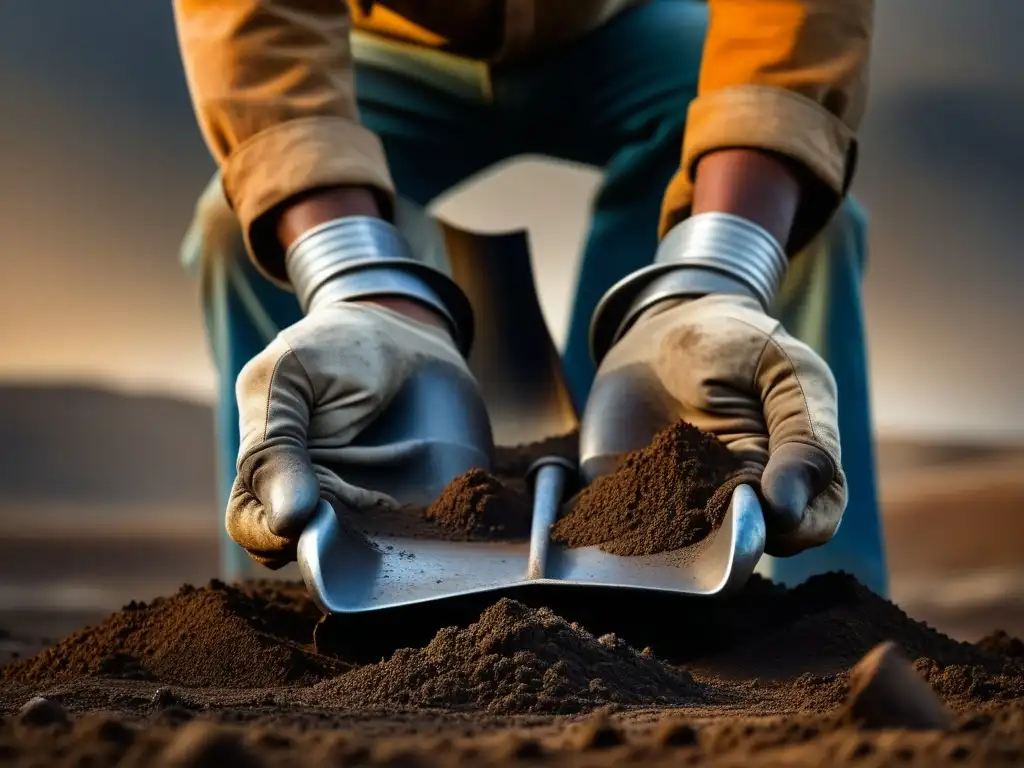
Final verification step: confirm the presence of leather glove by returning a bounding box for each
[583,293,846,557]
[228,302,475,568]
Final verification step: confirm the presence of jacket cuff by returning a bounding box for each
[659,85,858,254]
[221,115,396,289]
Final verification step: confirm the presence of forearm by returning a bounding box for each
[172,0,394,284]
[660,0,874,253]
[692,149,801,250]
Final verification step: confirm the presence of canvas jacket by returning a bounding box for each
[173,0,873,285]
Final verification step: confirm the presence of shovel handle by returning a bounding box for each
[525,456,576,580]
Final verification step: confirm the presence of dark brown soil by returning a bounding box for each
[355,433,576,543]
[0,581,345,689]
[1,573,1023,766]
[307,598,700,714]
[2,430,1022,766]
[552,421,740,556]
[364,469,532,542]
[423,469,531,538]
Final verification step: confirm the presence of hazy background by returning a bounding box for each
[1,1,1022,653]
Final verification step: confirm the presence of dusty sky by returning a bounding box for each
[1,1,1022,442]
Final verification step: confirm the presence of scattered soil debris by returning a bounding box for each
[1,573,1022,767]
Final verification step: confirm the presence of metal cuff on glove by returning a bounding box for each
[588,212,788,363]
[285,217,475,356]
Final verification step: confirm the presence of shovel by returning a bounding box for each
[297,218,765,615]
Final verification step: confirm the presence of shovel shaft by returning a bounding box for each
[526,462,569,580]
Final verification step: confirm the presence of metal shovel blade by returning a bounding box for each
[297,218,580,614]
[298,214,765,614]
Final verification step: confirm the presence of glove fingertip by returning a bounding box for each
[268,474,320,536]
[760,466,811,535]
[254,449,321,537]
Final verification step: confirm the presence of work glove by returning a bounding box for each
[584,293,846,557]
[228,302,474,568]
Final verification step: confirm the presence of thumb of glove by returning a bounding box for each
[249,443,322,538]
[760,442,835,537]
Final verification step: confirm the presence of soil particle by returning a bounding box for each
[18,696,69,728]
[0,580,344,689]
[840,642,954,731]
[158,722,264,768]
[308,598,700,714]
[977,630,1024,659]
[551,421,740,556]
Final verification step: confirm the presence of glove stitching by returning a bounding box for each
[764,334,818,443]
[260,343,315,444]
[749,332,774,397]
[733,317,840,482]
[764,333,841,482]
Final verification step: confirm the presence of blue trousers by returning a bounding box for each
[182,0,889,596]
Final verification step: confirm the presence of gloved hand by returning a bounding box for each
[583,293,846,557]
[228,301,475,568]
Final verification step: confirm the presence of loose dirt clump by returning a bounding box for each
[0,580,345,689]
[357,433,575,542]
[309,598,699,714]
[360,468,532,542]
[552,420,740,555]
[423,468,532,539]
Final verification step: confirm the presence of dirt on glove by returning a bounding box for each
[551,420,741,556]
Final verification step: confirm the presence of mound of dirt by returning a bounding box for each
[0,581,345,689]
[913,658,1024,709]
[2,425,1024,766]
[423,468,532,539]
[2,573,1024,767]
[364,469,532,542]
[695,572,1008,682]
[552,420,740,556]
[355,434,577,543]
[976,630,1024,659]
[309,598,700,714]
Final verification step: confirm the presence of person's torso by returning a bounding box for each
[348,0,647,61]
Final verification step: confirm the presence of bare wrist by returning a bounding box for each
[692,149,801,249]
[275,186,384,251]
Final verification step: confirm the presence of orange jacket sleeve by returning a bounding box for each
[173,0,396,285]
[659,0,874,252]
